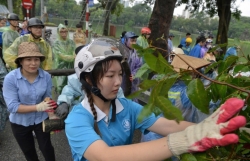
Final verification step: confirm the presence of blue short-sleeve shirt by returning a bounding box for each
[65,97,159,161]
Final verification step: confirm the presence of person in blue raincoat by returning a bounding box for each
[178,37,192,55]
[123,31,143,101]
[189,36,206,58]
[224,46,240,60]
[179,32,191,47]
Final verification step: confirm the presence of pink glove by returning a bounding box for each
[167,98,246,156]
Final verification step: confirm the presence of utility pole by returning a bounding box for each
[85,0,89,38]
[7,0,13,13]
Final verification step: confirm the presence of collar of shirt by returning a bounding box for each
[81,96,124,122]
[16,68,44,80]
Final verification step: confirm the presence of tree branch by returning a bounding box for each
[174,54,250,94]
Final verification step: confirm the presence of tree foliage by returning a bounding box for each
[131,43,250,160]
[176,0,245,50]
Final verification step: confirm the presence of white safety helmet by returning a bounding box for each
[74,37,123,79]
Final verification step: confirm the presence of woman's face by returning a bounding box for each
[97,60,123,100]
[29,26,43,38]
[20,57,41,74]
[125,37,137,49]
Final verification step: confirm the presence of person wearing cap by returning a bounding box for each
[4,17,53,70]
[3,42,57,161]
[137,27,151,49]
[200,38,213,58]
[64,37,245,161]
[52,23,76,94]
[179,32,191,47]
[178,37,192,55]
[73,24,87,46]
[168,33,175,54]
[224,46,240,60]
[123,31,143,101]
[1,13,20,55]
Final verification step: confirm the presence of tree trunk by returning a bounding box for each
[102,0,113,36]
[216,0,231,52]
[148,0,177,59]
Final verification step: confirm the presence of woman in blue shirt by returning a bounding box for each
[65,38,246,161]
[3,42,57,161]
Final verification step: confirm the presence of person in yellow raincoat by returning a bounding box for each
[3,18,53,70]
[2,13,20,56]
[73,24,87,46]
[52,23,75,94]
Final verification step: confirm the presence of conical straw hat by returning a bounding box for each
[171,54,211,72]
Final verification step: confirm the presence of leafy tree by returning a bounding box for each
[176,0,244,51]
[130,42,250,160]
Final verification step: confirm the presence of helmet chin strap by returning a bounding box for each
[10,21,18,28]
[80,73,117,122]
[30,32,41,40]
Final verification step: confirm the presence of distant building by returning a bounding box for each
[182,10,190,19]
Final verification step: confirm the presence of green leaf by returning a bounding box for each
[187,79,209,114]
[242,149,250,155]
[137,103,154,122]
[126,89,143,99]
[155,96,183,120]
[144,52,174,74]
[134,63,150,78]
[235,144,244,153]
[233,64,248,75]
[204,62,219,73]
[181,153,197,161]
[139,80,157,90]
[218,56,238,74]
[193,152,207,160]
[158,77,179,97]
[179,72,192,85]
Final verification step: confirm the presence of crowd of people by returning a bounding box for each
[176,32,240,62]
[0,14,247,161]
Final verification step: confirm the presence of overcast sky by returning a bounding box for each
[76,0,250,17]
[174,0,250,17]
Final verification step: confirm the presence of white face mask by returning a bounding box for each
[207,44,212,49]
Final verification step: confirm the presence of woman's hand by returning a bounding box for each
[36,99,57,112]
[167,98,246,156]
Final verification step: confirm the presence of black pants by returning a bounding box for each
[10,121,55,161]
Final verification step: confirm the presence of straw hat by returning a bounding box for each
[15,42,45,64]
[171,54,211,72]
